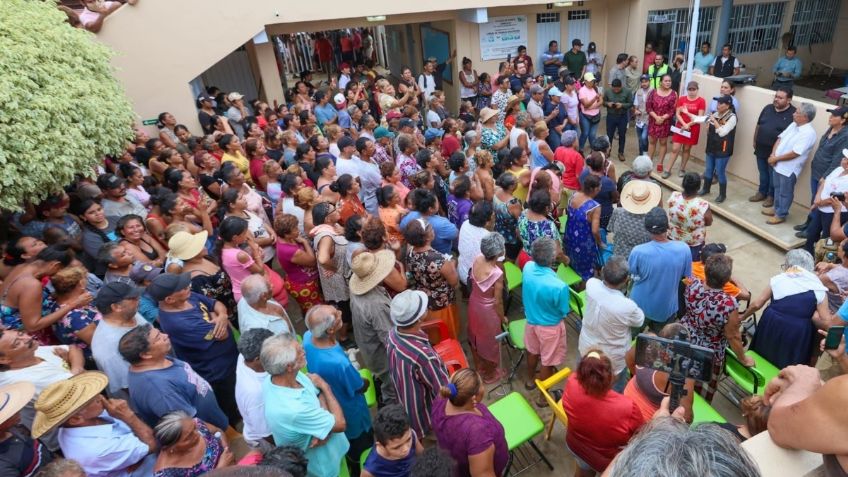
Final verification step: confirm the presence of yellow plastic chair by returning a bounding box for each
[535,367,572,440]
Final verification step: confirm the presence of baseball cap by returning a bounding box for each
[572,38,584,46]
[374,126,395,140]
[644,207,669,234]
[716,95,733,106]
[94,282,142,312]
[338,136,356,149]
[398,118,415,129]
[96,173,125,191]
[640,74,650,81]
[196,92,214,104]
[390,290,429,327]
[611,79,622,87]
[129,263,164,284]
[227,92,244,102]
[583,72,596,83]
[828,106,848,121]
[424,128,444,142]
[333,93,346,106]
[146,272,192,302]
[76,183,102,201]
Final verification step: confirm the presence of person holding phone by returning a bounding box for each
[802,150,848,255]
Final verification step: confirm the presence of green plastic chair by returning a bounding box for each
[568,286,586,318]
[359,368,377,408]
[488,392,554,474]
[504,261,523,291]
[748,350,780,388]
[692,393,726,425]
[360,447,371,469]
[503,319,527,383]
[339,458,350,477]
[556,263,582,287]
[724,348,767,395]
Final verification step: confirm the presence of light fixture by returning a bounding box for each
[554,1,574,6]
[366,15,386,22]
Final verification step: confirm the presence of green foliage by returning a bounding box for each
[0,0,135,211]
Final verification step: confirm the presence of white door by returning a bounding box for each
[536,13,561,69]
[567,10,591,47]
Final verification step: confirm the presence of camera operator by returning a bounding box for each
[803,148,848,255]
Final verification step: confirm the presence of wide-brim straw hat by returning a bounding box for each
[479,107,499,124]
[0,382,35,425]
[620,180,662,215]
[350,250,396,296]
[32,372,108,438]
[168,230,209,260]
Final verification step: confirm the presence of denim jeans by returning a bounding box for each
[773,172,797,219]
[811,176,821,205]
[606,114,628,154]
[703,154,730,185]
[804,209,848,253]
[755,148,775,198]
[579,112,600,150]
[636,124,649,155]
[547,127,562,150]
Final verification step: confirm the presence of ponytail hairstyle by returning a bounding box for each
[576,349,615,397]
[163,167,184,192]
[329,174,355,197]
[438,368,482,406]
[217,188,241,223]
[376,185,394,208]
[156,112,170,129]
[34,243,75,269]
[215,216,250,261]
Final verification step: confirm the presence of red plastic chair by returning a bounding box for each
[422,319,469,374]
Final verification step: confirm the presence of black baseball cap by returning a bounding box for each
[611,79,622,87]
[828,106,848,121]
[147,272,192,302]
[716,95,733,106]
[572,39,584,46]
[644,207,669,234]
[399,118,415,129]
[94,282,142,313]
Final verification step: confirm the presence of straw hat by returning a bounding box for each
[0,382,35,425]
[620,180,662,215]
[168,230,209,260]
[32,372,108,438]
[478,107,499,124]
[350,250,396,296]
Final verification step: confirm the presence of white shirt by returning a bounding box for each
[58,411,154,477]
[426,109,442,128]
[355,157,382,216]
[457,222,491,285]
[281,197,305,234]
[818,167,848,213]
[509,127,529,150]
[578,278,645,375]
[527,100,544,123]
[418,73,437,101]
[237,299,291,334]
[235,355,271,444]
[335,156,359,178]
[774,122,818,178]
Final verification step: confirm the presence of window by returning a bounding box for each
[536,13,560,23]
[647,7,718,58]
[790,0,841,45]
[567,10,590,21]
[727,2,786,54]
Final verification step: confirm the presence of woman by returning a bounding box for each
[218,189,276,265]
[668,173,713,261]
[377,185,408,244]
[706,80,740,115]
[646,74,678,172]
[218,216,287,307]
[244,139,269,191]
[45,266,100,356]
[0,244,87,343]
[468,233,508,383]
[169,231,236,313]
[295,187,318,234]
[566,175,602,283]
[293,81,313,112]
[459,57,479,105]
[333,174,367,225]
[397,67,421,100]
[560,77,580,133]
[474,150,495,202]
[719,395,771,442]
[150,192,212,248]
[681,253,751,402]
[578,73,602,152]
[585,42,603,75]
[78,200,119,273]
[196,151,223,201]
[153,411,233,476]
[623,55,641,93]
[501,147,532,203]
[1,236,47,280]
[479,108,509,155]
[219,134,251,184]
[274,214,322,313]
[493,174,523,261]
[430,369,509,477]
[508,112,531,155]
[311,202,353,342]
[343,215,367,269]
[530,122,555,169]
[698,95,737,203]
[816,240,848,314]
[447,175,473,229]
[744,250,831,369]
[563,350,644,476]
[117,214,166,267]
[166,167,216,219]
[380,162,410,206]
[663,81,706,178]
[518,189,560,258]
[264,160,285,209]
[121,165,151,207]
[360,114,378,142]
[580,153,620,230]
[608,180,659,259]
[157,112,180,149]
[377,79,414,115]
[805,153,848,255]
[404,218,460,339]
[476,72,493,111]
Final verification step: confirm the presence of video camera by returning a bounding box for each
[635,334,716,411]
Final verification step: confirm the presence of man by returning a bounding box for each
[522,237,571,405]
[764,103,818,225]
[632,74,653,155]
[693,41,715,74]
[33,372,157,477]
[628,207,691,330]
[313,91,337,128]
[647,54,668,90]
[579,257,645,392]
[334,94,355,138]
[749,87,797,206]
[513,45,534,75]
[386,290,450,438]
[509,61,530,93]
[457,202,495,287]
[235,328,274,451]
[526,85,546,123]
[97,174,147,220]
[90,282,146,399]
[335,136,358,178]
[147,272,239,424]
[710,43,740,78]
[237,274,293,334]
[338,61,352,89]
[608,53,629,87]
[604,79,633,162]
[643,43,656,74]
[119,324,229,430]
[429,52,457,92]
[303,305,373,473]
[97,242,135,285]
[315,33,334,80]
[373,126,395,167]
[772,46,802,89]
[563,38,587,79]
[417,60,437,103]
[541,40,563,81]
[355,136,383,216]
[225,91,248,139]
[261,333,349,477]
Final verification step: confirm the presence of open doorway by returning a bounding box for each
[645,15,673,61]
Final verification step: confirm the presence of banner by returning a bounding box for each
[479,15,528,61]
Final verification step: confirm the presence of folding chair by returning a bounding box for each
[719,348,779,406]
[566,286,586,333]
[556,263,582,287]
[359,368,377,408]
[421,319,469,374]
[488,392,554,476]
[504,261,523,312]
[360,448,371,469]
[534,367,572,440]
[501,319,528,384]
[691,393,727,426]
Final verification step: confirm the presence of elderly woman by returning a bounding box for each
[153,411,233,476]
[45,266,100,355]
[479,108,509,154]
[430,369,509,477]
[566,175,603,283]
[377,79,415,114]
[609,180,659,259]
[518,189,560,262]
[237,274,294,334]
[260,333,350,477]
[509,112,531,154]
[273,214,322,313]
[311,202,353,343]
[681,254,752,402]
[220,163,268,225]
[668,172,713,261]
[468,233,508,383]
[744,249,832,369]
[563,350,645,476]
[404,218,460,339]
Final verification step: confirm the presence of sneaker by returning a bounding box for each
[748,192,766,202]
[661,171,671,179]
[761,208,775,216]
[678,170,686,178]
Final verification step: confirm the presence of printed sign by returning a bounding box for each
[479,15,528,61]
[141,119,158,126]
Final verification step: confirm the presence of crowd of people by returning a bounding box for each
[3,27,848,477]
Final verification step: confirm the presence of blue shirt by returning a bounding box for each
[338,109,352,129]
[773,56,802,81]
[137,294,158,324]
[694,52,715,74]
[263,372,350,477]
[399,212,458,254]
[628,240,692,322]
[128,358,228,430]
[522,262,570,326]
[302,331,372,439]
[58,411,156,477]
[315,103,338,127]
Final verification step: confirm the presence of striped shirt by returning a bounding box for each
[387,329,450,437]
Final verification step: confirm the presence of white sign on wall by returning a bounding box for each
[479,15,528,61]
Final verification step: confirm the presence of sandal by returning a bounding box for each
[524,381,537,391]
[661,171,671,179]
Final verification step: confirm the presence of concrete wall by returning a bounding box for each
[831,1,848,70]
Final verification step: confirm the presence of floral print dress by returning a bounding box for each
[494,195,521,249]
[565,198,600,281]
[666,192,710,247]
[517,212,561,255]
[646,89,678,139]
[407,248,454,310]
[154,419,224,477]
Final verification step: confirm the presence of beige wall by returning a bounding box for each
[831,1,848,69]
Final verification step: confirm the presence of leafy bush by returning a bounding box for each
[0,0,135,211]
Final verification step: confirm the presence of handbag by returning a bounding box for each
[584,112,601,125]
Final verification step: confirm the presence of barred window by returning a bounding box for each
[567,10,590,21]
[647,7,719,57]
[790,0,841,45]
[537,13,561,23]
[727,2,787,54]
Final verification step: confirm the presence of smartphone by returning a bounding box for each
[831,192,846,201]
[825,326,845,350]
[634,334,715,383]
[507,53,512,63]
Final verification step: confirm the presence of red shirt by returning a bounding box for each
[340,36,353,53]
[562,377,645,471]
[554,147,585,190]
[643,51,657,73]
[441,135,461,158]
[316,38,333,62]
[249,157,267,191]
